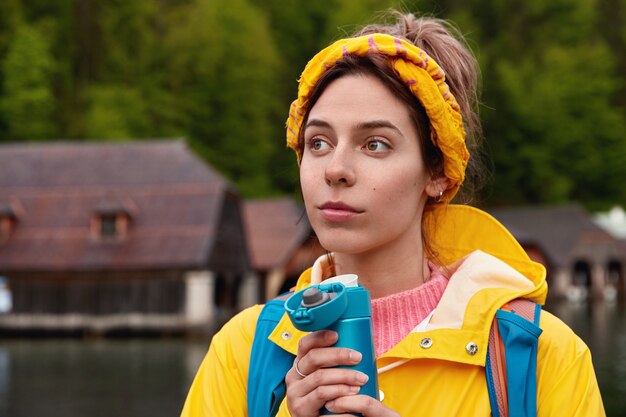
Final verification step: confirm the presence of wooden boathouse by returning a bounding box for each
[490,205,626,301]
[242,197,324,302]
[0,140,248,334]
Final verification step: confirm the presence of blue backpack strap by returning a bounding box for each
[486,299,543,417]
[247,292,296,417]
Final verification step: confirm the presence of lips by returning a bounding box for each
[319,201,363,222]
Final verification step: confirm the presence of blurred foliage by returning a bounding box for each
[1,24,56,140]
[0,0,624,207]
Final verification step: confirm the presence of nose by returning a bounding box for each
[325,145,356,186]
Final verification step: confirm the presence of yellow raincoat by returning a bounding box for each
[181,205,605,416]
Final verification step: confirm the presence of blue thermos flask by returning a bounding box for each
[285,274,379,416]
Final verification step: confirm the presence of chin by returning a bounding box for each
[316,232,374,255]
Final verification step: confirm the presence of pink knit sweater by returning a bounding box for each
[371,269,448,357]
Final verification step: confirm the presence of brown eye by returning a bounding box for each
[309,138,330,152]
[366,139,390,152]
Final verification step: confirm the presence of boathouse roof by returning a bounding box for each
[0,140,248,274]
[243,198,311,271]
[489,204,620,268]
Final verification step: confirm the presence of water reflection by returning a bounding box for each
[0,301,625,416]
[0,338,209,417]
[0,347,9,417]
[547,299,626,415]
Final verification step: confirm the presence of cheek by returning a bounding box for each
[375,166,427,205]
[299,162,319,203]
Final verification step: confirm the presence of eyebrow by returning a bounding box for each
[305,119,332,129]
[305,118,402,135]
[355,120,402,135]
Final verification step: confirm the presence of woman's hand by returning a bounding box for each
[285,330,399,417]
[285,330,367,417]
[324,395,400,416]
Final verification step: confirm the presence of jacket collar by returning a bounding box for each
[268,205,548,365]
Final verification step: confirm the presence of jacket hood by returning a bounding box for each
[424,204,546,288]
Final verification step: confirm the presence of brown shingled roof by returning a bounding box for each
[0,140,246,273]
[0,139,228,187]
[489,204,616,268]
[243,198,311,271]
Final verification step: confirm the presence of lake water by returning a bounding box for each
[546,299,626,416]
[0,300,624,416]
[0,337,209,417]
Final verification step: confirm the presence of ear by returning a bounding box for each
[425,176,450,198]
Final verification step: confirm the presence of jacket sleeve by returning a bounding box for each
[536,310,605,417]
[180,305,263,417]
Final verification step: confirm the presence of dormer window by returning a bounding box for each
[100,214,119,237]
[0,203,17,243]
[91,197,133,242]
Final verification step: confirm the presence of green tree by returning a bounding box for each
[1,24,56,140]
[0,0,23,140]
[83,85,150,140]
[80,0,163,139]
[598,0,626,108]
[164,0,281,196]
[247,0,335,194]
[483,0,626,208]
[427,0,626,209]
[0,0,22,55]
[492,43,626,207]
[1,0,624,206]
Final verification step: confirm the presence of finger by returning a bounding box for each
[325,395,399,416]
[289,367,369,398]
[288,384,360,417]
[297,330,338,358]
[287,331,339,385]
[295,346,362,378]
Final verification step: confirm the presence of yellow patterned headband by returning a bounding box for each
[286,33,469,202]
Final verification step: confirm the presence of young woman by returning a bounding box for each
[181,12,605,417]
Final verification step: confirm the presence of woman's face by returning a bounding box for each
[300,74,437,256]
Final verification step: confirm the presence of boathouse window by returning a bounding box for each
[92,212,130,241]
[0,205,17,243]
[91,198,132,242]
[0,216,12,243]
[100,214,118,237]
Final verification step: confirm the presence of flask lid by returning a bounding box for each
[301,288,334,308]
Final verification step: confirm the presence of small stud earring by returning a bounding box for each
[436,190,444,203]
